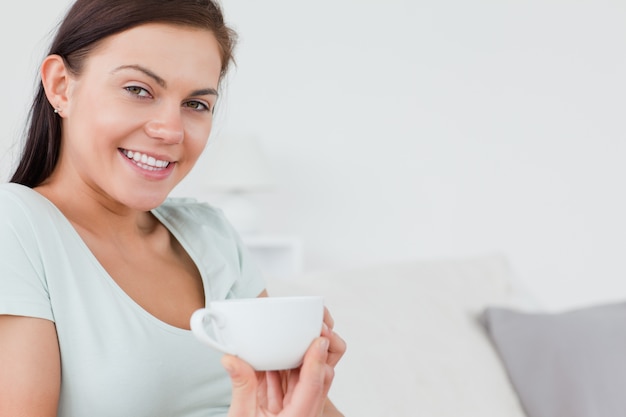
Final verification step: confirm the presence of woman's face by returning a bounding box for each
[54,23,222,210]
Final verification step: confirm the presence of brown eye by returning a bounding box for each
[184,101,210,112]
[125,86,151,98]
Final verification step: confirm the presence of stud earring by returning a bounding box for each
[54,108,60,114]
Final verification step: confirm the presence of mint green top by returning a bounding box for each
[0,183,266,417]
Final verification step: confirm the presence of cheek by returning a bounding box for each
[187,137,210,167]
[184,121,212,159]
[70,95,135,142]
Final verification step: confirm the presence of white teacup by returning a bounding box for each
[190,296,324,371]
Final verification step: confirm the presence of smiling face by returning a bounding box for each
[44,23,222,211]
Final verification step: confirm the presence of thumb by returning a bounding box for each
[222,354,258,416]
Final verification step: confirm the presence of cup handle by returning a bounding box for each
[190,308,236,355]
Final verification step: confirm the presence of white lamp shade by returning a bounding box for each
[197,134,274,192]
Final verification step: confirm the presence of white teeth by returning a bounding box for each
[121,149,170,170]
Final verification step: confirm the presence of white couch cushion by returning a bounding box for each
[266,254,527,417]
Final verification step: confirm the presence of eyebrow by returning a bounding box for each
[112,64,218,97]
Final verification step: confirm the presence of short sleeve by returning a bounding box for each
[152,199,266,302]
[0,190,54,321]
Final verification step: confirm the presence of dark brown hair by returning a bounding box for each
[10,0,237,187]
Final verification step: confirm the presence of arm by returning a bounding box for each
[0,315,61,417]
[322,398,344,417]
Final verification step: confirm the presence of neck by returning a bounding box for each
[35,180,160,240]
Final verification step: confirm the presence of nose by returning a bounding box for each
[144,104,184,144]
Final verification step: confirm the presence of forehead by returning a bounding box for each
[83,23,222,84]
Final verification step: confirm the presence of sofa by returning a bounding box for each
[265,253,626,417]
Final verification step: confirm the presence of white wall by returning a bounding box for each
[0,2,66,180]
[2,0,625,310]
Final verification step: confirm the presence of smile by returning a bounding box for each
[120,148,171,171]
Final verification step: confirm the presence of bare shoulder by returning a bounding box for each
[0,315,60,416]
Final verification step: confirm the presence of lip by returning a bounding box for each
[118,148,176,180]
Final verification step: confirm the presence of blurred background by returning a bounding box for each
[1,0,625,310]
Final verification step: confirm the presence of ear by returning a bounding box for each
[40,54,72,116]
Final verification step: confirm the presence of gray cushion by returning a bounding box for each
[481,301,626,417]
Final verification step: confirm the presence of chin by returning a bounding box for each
[141,196,169,211]
[120,191,170,212]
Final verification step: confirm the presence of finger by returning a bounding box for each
[221,355,258,416]
[320,314,346,369]
[326,330,347,368]
[265,371,285,413]
[281,367,301,406]
[323,364,335,400]
[321,308,345,367]
[289,337,331,415]
[323,307,335,331]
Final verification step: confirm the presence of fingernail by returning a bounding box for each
[322,322,330,336]
[221,356,235,375]
[319,338,330,353]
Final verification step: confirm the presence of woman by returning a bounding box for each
[0,0,345,416]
